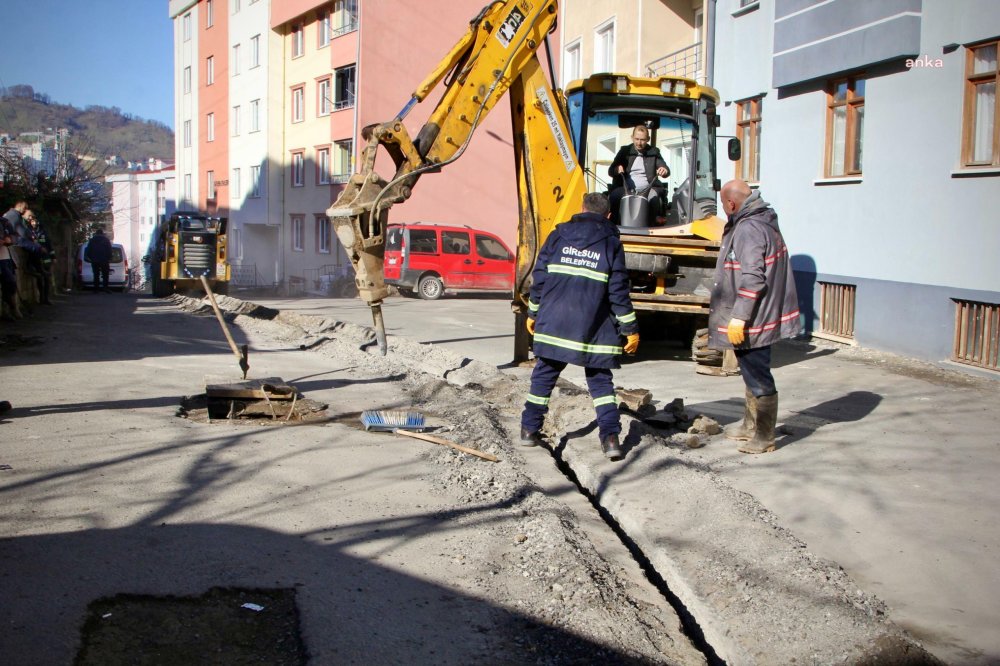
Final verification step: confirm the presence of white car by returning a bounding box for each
[75,241,129,291]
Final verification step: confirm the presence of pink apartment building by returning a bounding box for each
[172,0,529,289]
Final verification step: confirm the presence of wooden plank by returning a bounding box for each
[204,376,296,400]
[629,293,711,304]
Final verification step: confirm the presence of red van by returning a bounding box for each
[384,223,515,299]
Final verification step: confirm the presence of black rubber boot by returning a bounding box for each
[600,434,624,461]
[520,427,545,447]
[739,392,778,454]
[725,387,757,441]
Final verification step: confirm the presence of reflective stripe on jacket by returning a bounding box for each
[529,212,638,369]
[708,192,800,350]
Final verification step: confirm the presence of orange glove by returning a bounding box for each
[526,317,535,335]
[624,333,640,355]
[726,318,746,346]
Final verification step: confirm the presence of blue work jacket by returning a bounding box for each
[528,212,638,369]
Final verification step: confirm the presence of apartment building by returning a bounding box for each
[559,0,705,85]
[171,0,523,290]
[713,0,1000,372]
[105,168,176,272]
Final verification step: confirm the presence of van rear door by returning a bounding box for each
[472,233,515,290]
[384,226,404,282]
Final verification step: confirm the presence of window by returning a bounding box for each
[819,281,856,341]
[963,40,999,166]
[250,164,262,197]
[183,120,192,147]
[291,216,304,251]
[232,0,240,12]
[206,112,215,141]
[292,86,305,122]
[319,10,331,47]
[595,20,615,72]
[250,34,260,68]
[317,147,331,184]
[736,96,762,182]
[206,0,214,27]
[183,66,191,94]
[318,78,332,116]
[207,170,216,201]
[409,229,437,253]
[332,0,358,36]
[442,231,470,255]
[232,44,241,75]
[334,64,356,109]
[826,76,865,177]
[953,299,1000,371]
[183,12,191,40]
[291,151,305,186]
[317,216,331,253]
[250,98,260,132]
[333,139,353,181]
[291,24,304,58]
[563,40,581,87]
[232,105,241,136]
[476,234,511,261]
[184,173,192,201]
[206,56,215,85]
[232,167,241,201]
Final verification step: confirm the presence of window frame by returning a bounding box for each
[250,164,262,198]
[825,75,865,177]
[206,112,215,142]
[183,12,191,41]
[291,24,304,58]
[316,215,332,254]
[291,85,305,123]
[232,105,241,136]
[231,167,241,202]
[250,34,261,68]
[316,145,331,185]
[206,170,217,201]
[206,0,214,27]
[333,138,353,182]
[563,39,581,87]
[250,98,261,132]
[291,215,305,252]
[318,10,331,48]
[183,119,192,147]
[206,55,215,86]
[594,19,616,73]
[962,39,1000,167]
[291,150,305,187]
[232,43,241,76]
[317,77,332,116]
[333,64,356,110]
[735,95,763,183]
[183,66,192,94]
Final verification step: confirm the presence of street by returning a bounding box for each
[1,290,998,664]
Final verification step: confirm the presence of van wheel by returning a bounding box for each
[418,275,444,300]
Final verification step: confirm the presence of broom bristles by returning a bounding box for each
[361,410,425,431]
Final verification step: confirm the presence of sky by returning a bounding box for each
[0,0,175,128]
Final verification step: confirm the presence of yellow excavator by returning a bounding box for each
[328,0,738,370]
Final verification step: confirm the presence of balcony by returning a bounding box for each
[646,42,703,83]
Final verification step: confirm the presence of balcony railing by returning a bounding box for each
[646,42,703,83]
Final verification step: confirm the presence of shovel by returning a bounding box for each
[199,275,249,379]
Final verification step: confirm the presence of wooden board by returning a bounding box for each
[204,376,296,400]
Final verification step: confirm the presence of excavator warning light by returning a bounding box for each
[675,81,688,96]
[616,76,628,92]
[660,80,673,94]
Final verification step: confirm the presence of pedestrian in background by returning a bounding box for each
[520,192,639,462]
[709,180,800,454]
[0,211,19,321]
[87,227,113,293]
[25,210,53,305]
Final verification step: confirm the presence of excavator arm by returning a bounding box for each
[327,0,584,358]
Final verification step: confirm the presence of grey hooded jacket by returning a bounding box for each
[708,191,800,350]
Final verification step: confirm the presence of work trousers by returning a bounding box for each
[91,261,110,290]
[735,346,776,397]
[521,356,620,439]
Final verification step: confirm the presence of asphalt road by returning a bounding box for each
[253,292,1000,666]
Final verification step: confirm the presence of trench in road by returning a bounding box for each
[543,433,726,666]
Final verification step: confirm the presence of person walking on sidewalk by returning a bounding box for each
[24,210,53,304]
[87,227,113,293]
[520,192,639,462]
[709,180,800,454]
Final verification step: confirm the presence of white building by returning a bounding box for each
[713,0,1000,373]
[105,168,177,274]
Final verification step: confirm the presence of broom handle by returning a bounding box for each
[394,429,499,462]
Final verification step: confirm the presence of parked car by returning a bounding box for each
[75,241,129,291]
[383,223,515,299]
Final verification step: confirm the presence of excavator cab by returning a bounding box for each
[564,75,722,234]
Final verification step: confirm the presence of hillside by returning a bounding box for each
[0,86,173,163]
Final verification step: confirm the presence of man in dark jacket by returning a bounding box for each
[607,125,669,226]
[25,210,53,304]
[87,228,113,292]
[709,180,800,454]
[520,193,640,461]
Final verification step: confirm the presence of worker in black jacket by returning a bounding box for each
[520,193,639,461]
[607,125,669,225]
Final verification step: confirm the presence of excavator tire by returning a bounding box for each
[151,274,173,298]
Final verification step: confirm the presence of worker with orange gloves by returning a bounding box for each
[709,180,800,454]
[520,192,639,462]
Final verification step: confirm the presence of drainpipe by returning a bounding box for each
[705,0,716,87]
